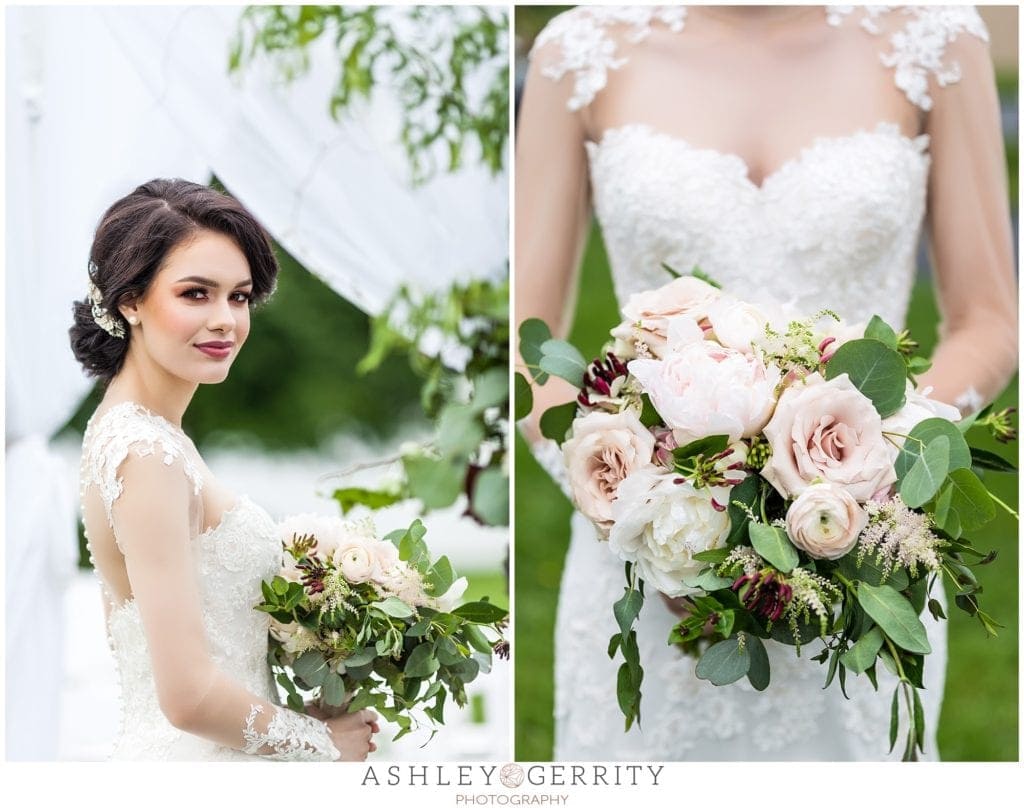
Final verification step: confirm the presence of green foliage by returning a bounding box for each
[748,522,798,573]
[231,5,508,184]
[264,521,508,741]
[857,583,931,654]
[824,338,908,417]
[538,339,587,387]
[342,279,510,526]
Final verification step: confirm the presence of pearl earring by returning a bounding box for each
[128,316,139,325]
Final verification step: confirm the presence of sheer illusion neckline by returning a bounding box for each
[87,400,187,438]
[587,120,930,191]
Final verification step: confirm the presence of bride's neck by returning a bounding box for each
[104,364,197,428]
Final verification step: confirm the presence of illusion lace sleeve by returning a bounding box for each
[515,18,593,467]
[826,6,990,111]
[105,427,340,761]
[530,6,687,111]
[916,25,1017,412]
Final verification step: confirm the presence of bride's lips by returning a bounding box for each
[195,341,234,359]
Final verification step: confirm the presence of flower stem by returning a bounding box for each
[987,490,1018,519]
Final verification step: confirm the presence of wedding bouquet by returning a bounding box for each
[258,514,508,741]
[518,271,1016,760]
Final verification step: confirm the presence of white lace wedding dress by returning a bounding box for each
[80,402,339,760]
[529,5,992,761]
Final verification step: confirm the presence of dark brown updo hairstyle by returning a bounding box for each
[69,178,279,382]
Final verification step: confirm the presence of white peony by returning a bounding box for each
[434,576,469,612]
[607,468,732,596]
[705,296,776,354]
[629,340,781,445]
[610,276,721,358]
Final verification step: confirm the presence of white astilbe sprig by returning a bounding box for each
[718,546,762,577]
[857,494,943,578]
[784,568,841,643]
[321,571,360,617]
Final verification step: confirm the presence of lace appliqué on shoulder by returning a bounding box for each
[826,5,989,111]
[531,6,687,111]
[81,402,203,532]
[242,704,340,761]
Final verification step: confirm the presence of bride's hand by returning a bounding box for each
[323,709,380,761]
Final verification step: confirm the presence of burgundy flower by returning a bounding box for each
[732,570,793,623]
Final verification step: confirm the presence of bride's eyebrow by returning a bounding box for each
[175,275,254,288]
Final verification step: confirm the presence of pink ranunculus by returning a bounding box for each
[562,410,657,536]
[609,276,721,358]
[628,341,781,445]
[785,482,867,560]
[333,539,378,584]
[762,373,896,502]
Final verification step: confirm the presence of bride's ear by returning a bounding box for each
[117,293,141,324]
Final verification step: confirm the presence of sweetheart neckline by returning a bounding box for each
[586,120,931,192]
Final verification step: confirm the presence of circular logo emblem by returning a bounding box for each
[500,763,525,788]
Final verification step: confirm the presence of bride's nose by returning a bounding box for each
[206,296,236,333]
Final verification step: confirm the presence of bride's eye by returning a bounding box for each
[181,287,208,300]
[230,291,252,304]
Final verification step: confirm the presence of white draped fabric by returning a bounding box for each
[5,4,507,759]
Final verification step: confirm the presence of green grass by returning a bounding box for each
[514,225,1019,761]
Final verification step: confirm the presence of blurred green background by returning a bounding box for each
[514,7,1019,762]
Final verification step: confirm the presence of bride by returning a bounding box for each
[516,5,1016,760]
[71,179,379,760]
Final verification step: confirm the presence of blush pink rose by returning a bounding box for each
[785,482,867,560]
[628,341,781,445]
[762,373,896,502]
[562,410,657,535]
[610,276,720,358]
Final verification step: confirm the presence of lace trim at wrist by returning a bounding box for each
[241,704,341,761]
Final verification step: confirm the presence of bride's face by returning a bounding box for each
[123,229,253,385]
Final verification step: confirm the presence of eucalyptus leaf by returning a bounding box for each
[539,339,587,387]
[942,468,996,532]
[727,475,759,545]
[470,367,509,413]
[894,418,971,481]
[693,567,734,592]
[613,588,644,638]
[539,401,577,444]
[695,636,750,685]
[899,435,949,508]
[514,372,533,421]
[374,597,416,619]
[749,522,799,573]
[344,646,379,667]
[403,455,463,509]
[463,624,493,655]
[745,633,770,691]
[293,650,329,688]
[332,486,404,514]
[321,672,346,706]
[673,435,729,462]
[404,643,439,678]
[824,339,907,417]
[472,466,509,526]
[857,583,931,654]
[426,556,455,598]
[889,687,900,753]
[435,636,463,666]
[840,626,885,674]
[864,315,899,350]
[436,404,484,458]
[518,318,551,384]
